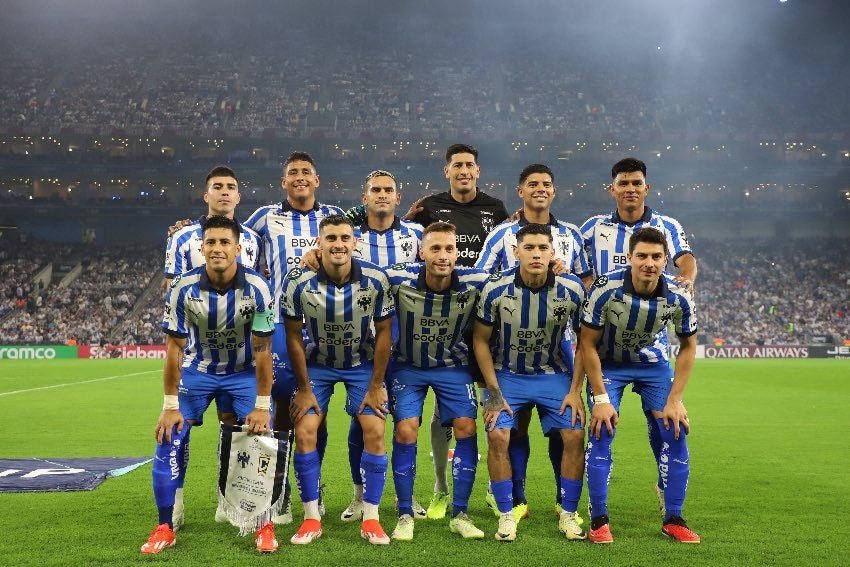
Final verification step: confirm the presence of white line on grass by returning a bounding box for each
[0,370,159,397]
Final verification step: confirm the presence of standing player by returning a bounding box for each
[580,157,697,516]
[162,165,263,525]
[339,169,427,522]
[141,215,278,554]
[283,215,394,546]
[580,227,699,543]
[164,165,261,285]
[384,222,490,541]
[473,223,587,542]
[407,143,509,519]
[243,151,344,523]
[477,163,591,520]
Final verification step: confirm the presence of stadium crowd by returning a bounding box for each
[1,236,847,347]
[0,244,160,345]
[3,32,847,140]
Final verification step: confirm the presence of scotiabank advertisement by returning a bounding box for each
[78,345,167,359]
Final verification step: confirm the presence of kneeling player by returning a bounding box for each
[473,223,587,543]
[284,215,395,546]
[385,221,490,541]
[141,215,278,554]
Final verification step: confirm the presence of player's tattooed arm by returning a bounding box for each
[166,219,192,239]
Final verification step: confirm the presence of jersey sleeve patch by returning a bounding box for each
[286,267,303,280]
[593,275,608,288]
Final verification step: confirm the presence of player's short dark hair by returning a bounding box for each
[611,157,647,179]
[629,226,667,254]
[364,169,397,191]
[422,221,456,240]
[445,143,478,163]
[283,151,317,172]
[205,165,238,186]
[319,214,353,232]
[201,214,240,240]
[516,223,553,243]
[518,163,554,185]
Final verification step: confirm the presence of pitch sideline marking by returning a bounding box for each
[0,370,159,397]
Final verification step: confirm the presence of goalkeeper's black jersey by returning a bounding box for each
[411,190,508,267]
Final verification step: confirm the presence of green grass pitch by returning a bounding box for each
[0,359,848,566]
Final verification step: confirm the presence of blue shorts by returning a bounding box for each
[389,364,477,426]
[492,369,582,435]
[588,361,674,413]
[305,360,385,417]
[178,367,256,425]
[271,322,296,403]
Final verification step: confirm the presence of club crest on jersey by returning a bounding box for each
[238,302,256,319]
[481,216,495,233]
[401,240,414,255]
[244,244,256,262]
[593,275,609,288]
[455,291,471,309]
[356,294,373,312]
[554,306,568,321]
[287,267,303,280]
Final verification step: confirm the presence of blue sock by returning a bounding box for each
[586,426,615,519]
[559,476,583,514]
[508,433,530,503]
[451,435,478,517]
[548,434,564,503]
[360,451,388,506]
[152,424,191,528]
[646,411,663,489]
[391,439,417,517]
[317,425,328,464]
[656,418,689,521]
[490,479,514,514]
[294,450,321,502]
[348,418,364,486]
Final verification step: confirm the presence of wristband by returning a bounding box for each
[163,395,179,410]
[255,395,271,410]
[592,393,611,405]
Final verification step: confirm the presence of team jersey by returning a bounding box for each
[476,213,591,278]
[243,201,344,323]
[477,267,585,375]
[385,263,491,369]
[581,267,697,365]
[163,265,275,375]
[411,190,508,267]
[281,258,394,369]
[163,216,262,277]
[580,207,692,278]
[354,217,423,265]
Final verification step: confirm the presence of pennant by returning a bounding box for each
[217,424,289,535]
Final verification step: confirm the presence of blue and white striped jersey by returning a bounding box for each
[281,258,394,369]
[477,267,585,375]
[476,214,591,278]
[163,265,275,375]
[243,201,344,322]
[385,263,490,369]
[581,267,697,365]
[354,217,423,266]
[163,216,262,277]
[580,207,692,278]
